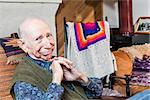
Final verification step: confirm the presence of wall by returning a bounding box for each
[0,0,61,56]
[132,0,150,24]
[103,0,119,28]
[132,0,150,44]
[0,0,61,2]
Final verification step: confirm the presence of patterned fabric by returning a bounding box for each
[130,71,150,86]
[130,55,150,86]
[0,37,25,64]
[133,56,150,72]
[66,21,114,78]
[14,56,103,100]
[82,77,103,98]
[102,88,122,97]
[14,82,64,100]
[0,38,24,57]
[74,21,106,51]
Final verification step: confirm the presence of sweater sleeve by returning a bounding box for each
[14,82,64,100]
[81,77,103,99]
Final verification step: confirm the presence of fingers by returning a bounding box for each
[62,66,70,72]
[59,57,73,65]
[51,61,63,84]
[53,57,74,69]
[54,59,71,69]
[6,60,19,65]
[51,60,61,69]
[48,58,54,62]
[53,57,73,65]
[51,61,63,74]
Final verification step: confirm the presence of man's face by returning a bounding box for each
[24,22,55,61]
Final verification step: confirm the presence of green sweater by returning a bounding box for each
[10,56,88,100]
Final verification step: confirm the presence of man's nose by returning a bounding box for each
[43,37,54,48]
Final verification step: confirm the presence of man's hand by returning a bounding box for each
[51,57,73,85]
[53,57,90,84]
[63,67,89,84]
[51,61,63,85]
[7,60,19,65]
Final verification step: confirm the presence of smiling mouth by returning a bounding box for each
[40,48,54,56]
[43,53,50,56]
[42,51,53,56]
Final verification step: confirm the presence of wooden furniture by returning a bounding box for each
[109,74,131,97]
[118,0,133,34]
[0,45,14,100]
[110,0,133,51]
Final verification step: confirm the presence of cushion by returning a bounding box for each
[130,55,150,86]
[133,56,150,71]
[118,43,150,61]
[0,45,15,99]
[130,71,150,86]
[0,37,25,99]
[0,37,25,63]
[113,45,150,96]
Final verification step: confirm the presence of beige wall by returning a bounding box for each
[0,0,61,56]
[132,0,150,24]
[103,0,119,28]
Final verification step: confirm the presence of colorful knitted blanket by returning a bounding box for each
[74,21,106,51]
[66,21,114,78]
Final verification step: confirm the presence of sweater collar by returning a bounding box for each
[27,55,52,71]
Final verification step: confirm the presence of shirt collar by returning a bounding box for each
[27,55,52,71]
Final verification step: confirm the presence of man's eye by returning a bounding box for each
[35,38,39,41]
[35,38,42,43]
[47,33,52,38]
[35,38,41,41]
[35,35,43,41]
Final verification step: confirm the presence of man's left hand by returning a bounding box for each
[54,57,90,84]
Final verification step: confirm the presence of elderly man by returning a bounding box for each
[10,17,103,100]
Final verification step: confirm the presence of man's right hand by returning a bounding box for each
[51,58,72,85]
[51,60,64,85]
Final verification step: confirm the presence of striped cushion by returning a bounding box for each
[0,37,25,100]
[0,38,24,57]
[0,38,25,63]
[0,46,14,100]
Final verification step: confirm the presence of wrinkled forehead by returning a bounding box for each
[20,18,51,40]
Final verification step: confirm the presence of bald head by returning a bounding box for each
[18,17,50,40]
[18,17,54,61]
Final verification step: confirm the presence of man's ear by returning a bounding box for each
[17,39,29,53]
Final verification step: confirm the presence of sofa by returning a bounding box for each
[113,44,150,96]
